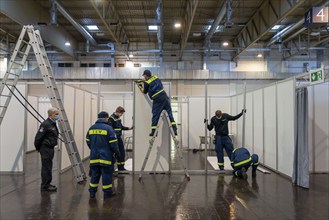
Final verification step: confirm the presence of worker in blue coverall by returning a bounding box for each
[205,109,246,170]
[231,147,259,179]
[86,111,120,199]
[138,69,177,136]
[108,106,133,172]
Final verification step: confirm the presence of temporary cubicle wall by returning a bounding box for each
[308,82,329,173]
[0,84,26,172]
[61,84,95,171]
[133,83,170,172]
[231,78,296,177]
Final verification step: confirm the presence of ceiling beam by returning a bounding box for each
[283,36,329,59]
[89,0,129,60]
[232,0,305,60]
[0,0,76,57]
[179,0,199,60]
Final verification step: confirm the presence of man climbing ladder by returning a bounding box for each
[137,70,177,136]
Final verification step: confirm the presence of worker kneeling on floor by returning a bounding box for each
[86,111,120,199]
[231,147,259,179]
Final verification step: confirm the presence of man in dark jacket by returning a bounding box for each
[205,109,246,170]
[86,111,120,199]
[108,106,133,172]
[231,147,259,179]
[138,69,177,136]
[34,107,59,192]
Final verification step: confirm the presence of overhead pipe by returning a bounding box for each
[225,0,233,27]
[50,0,57,25]
[52,0,98,46]
[156,0,164,66]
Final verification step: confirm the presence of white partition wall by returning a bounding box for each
[74,89,84,158]
[83,92,92,159]
[26,96,38,152]
[277,80,295,176]
[230,96,238,139]
[263,85,277,170]
[61,85,75,170]
[188,97,205,149]
[308,82,329,173]
[123,98,133,139]
[253,90,264,163]
[230,78,296,177]
[0,84,26,172]
[236,94,244,148]
[133,83,170,172]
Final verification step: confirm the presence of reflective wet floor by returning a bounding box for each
[1,151,328,220]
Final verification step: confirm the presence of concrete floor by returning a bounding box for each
[0,151,328,220]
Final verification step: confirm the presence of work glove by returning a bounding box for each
[204,119,208,124]
[130,126,134,130]
[241,109,247,114]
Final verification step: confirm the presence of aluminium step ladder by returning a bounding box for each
[0,25,86,183]
[138,110,190,182]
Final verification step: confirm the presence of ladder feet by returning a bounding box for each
[185,175,191,181]
[138,176,143,182]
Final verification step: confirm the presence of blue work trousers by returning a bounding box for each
[117,137,125,170]
[151,95,177,132]
[215,135,234,169]
[89,165,113,196]
[233,154,259,177]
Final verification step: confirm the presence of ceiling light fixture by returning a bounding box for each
[148,25,158,31]
[86,25,99,31]
[272,25,282,30]
[193,32,201,37]
[129,54,134,58]
[174,23,181,28]
[223,42,229,46]
[65,41,71,46]
[257,53,262,58]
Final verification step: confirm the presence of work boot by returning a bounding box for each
[241,167,248,180]
[41,185,57,192]
[104,192,116,199]
[219,166,224,171]
[149,129,155,137]
[90,193,96,199]
[252,168,257,178]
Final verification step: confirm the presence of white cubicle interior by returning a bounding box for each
[230,78,296,177]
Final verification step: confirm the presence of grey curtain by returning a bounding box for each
[293,87,309,188]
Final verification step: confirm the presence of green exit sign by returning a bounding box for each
[309,68,324,84]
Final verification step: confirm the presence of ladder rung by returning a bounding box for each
[0,94,11,97]
[22,39,29,45]
[8,72,20,77]
[17,51,29,57]
[11,61,24,66]
[0,106,8,108]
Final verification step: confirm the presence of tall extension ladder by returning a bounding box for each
[0,25,86,183]
[139,110,190,181]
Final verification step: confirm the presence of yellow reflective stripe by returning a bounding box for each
[89,183,99,188]
[89,129,108,135]
[109,139,118,143]
[110,116,121,122]
[252,162,260,165]
[86,138,90,141]
[218,162,224,165]
[234,171,239,176]
[232,148,237,153]
[171,122,176,125]
[151,126,157,129]
[117,162,125,165]
[146,76,158,84]
[233,157,252,167]
[152,89,164,98]
[114,128,122,131]
[90,159,112,165]
[102,184,112,189]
